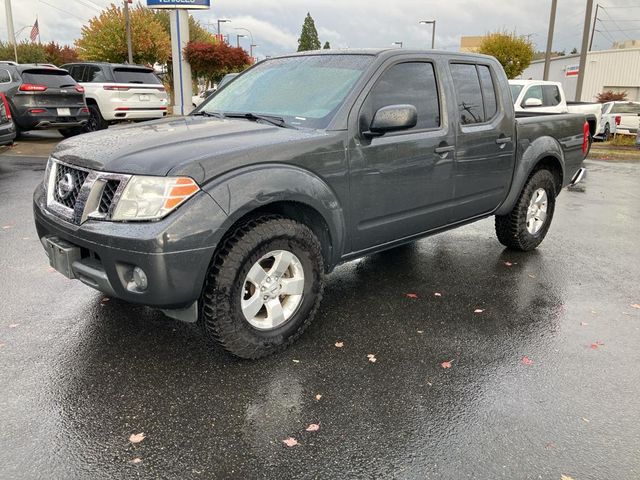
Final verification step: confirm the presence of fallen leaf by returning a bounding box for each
[474,309,484,313]
[590,310,597,314]
[631,304,640,309]
[440,360,453,369]
[22,237,29,240]
[580,322,589,326]
[8,324,19,328]
[426,381,433,386]
[292,359,300,363]
[129,432,145,444]
[2,225,12,229]
[282,437,298,447]
[405,293,419,299]
[434,292,442,297]
[581,417,590,423]
[561,475,575,480]
[417,330,424,334]
[528,274,536,278]
[130,458,142,464]
[334,341,344,348]
[590,341,604,350]
[367,353,377,363]
[504,261,513,266]
[521,356,534,366]
[315,394,322,401]
[305,423,320,432]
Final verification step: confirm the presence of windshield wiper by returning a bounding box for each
[223,112,293,129]
[192,111,225,118]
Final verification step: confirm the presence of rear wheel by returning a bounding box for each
[495,169,556,251]
[85,104,107,132]
[199,216,325,359]
[604,123,611,141]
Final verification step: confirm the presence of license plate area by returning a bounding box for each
[57,108,71,116]
[139,94,150,102]
[45,237,81,279]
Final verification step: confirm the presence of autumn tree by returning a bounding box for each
[43,42,79,65]
[596,90,628,102]
[323,41,331,49]
[154,11,213,43]
[184,41,251,84]
[297,13,321,51]
[75,4,170,64]
[0,41,46,63]
[478,31,534,79]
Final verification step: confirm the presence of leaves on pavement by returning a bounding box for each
[474,309,484,313]
[315,394,322,401]
[282,437,298,447]
[434,292,442,297]
[305,423,320,432]
[367,353,377,363]
[631,304,640,309]
[129,432,145,444]
[405,293,419,299]
[334,341,344,348]
[521,356,533,365]
[440,360,453,369]
[590,341,605,349]
[130,458,142,464]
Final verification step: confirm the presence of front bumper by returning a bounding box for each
[33,183,223,310]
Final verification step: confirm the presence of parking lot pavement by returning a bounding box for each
[1,153,639,479]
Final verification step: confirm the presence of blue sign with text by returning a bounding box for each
[147,0,210,9]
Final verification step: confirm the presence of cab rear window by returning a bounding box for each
[113,68,160,84]
[21,71,76,88]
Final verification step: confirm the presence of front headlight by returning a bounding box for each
[112,176,200,221]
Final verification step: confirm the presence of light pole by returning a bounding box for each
[4,0,18,62]
[393,41,403,48]
[236,34,247,48]
[419,20,436,49]
[217,19,231,37]
[250,44,258,58]
[124,0,133,64]
[235,27,254,49]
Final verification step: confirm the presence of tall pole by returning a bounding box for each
[124,0,133,64]
[589,3,600,51]
[5,0,18,63]
[431,21,436,49]
[575,0,594,101]
[543,0,558,80]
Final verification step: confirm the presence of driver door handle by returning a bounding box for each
[434,145,455,154]
[495,137,512,145]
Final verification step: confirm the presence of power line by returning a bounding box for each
[601,7,636,40]
[73,0,102,12]
[39,0,88,21]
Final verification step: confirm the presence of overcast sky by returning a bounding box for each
[4,0,640,58]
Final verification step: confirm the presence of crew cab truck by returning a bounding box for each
[34,50,590,359]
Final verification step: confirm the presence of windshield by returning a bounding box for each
[113,68,160,84]
[22,70,77,88]
[611,102,640,114]
[509,84,524,103]
[198,54,373,129]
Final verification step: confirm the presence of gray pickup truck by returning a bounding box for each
[34,49,590,359]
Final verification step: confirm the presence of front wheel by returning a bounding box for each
[495,169,557,251]
[199,216,325,359]
[84,104,108,132]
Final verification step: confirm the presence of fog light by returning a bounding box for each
[132,266,148,290]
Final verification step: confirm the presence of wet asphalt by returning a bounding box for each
[1,149,639,480]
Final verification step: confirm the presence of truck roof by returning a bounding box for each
[267,48,498,62]
[509,79,562,86]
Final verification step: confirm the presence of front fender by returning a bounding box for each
[203,164,346,268]
[495,135,565,216]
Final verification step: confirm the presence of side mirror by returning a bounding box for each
[523,97,543,108]
[364,104,418,137]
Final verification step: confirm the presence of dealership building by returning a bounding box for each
[519,47,640,102]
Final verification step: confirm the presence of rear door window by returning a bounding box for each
[112,68,160,84]
[85,66,107,82]
[542,85,561,106]
[21,70,77,88]
[362,62,441,131]
[450,63,485,124]
[0,69,11,83]
[477,65,497,119]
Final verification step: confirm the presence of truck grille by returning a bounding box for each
[53,163,88,209]
[46,158,130,224]
[98,180,120,214]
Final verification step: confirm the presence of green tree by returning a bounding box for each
[478,31,534,79]
[154,11,214,43]
[297,13,321,51]
[0,41,46,63]
[75,5,170,64]
[570,47,578,54]
[323,41,331,49]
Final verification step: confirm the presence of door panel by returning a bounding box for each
[449,63,515,221]
[348,60,456,252]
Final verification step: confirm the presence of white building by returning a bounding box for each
[519,48,640,102]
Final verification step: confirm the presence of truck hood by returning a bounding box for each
[52,116,326,182]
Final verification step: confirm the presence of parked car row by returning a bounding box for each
[0,61,168,139]
[192,72,239,107]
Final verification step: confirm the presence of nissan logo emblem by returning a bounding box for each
[57,173,75,200]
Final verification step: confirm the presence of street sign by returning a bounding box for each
[146,0,210,9]
[566,65,579,77]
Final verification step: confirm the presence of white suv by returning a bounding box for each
[61,62,168,131]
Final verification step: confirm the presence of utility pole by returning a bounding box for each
[543,0,558,80]
[589,3,600,51]
[575,0,594,101]
[124,0,133,64]
[4,0,18,63]
[419,20,436,49]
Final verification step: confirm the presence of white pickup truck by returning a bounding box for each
[509,80,602,138]
[599,101,640,139]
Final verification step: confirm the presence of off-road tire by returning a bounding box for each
[199,216,325,359]
[495,169,557,251]
[85,104,108,131]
